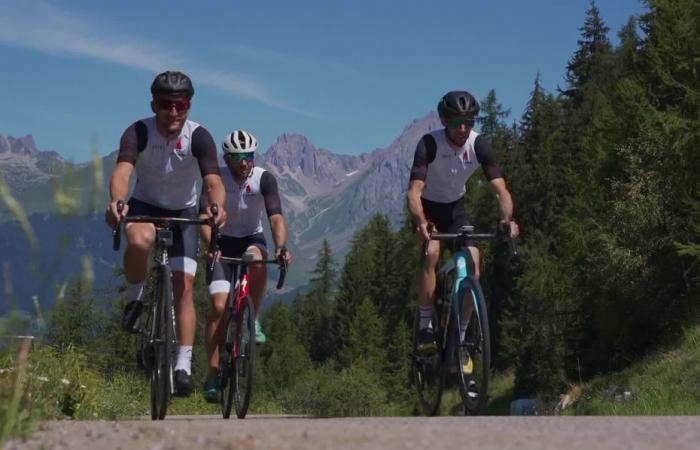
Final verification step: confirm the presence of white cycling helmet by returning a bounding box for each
[222,129,258,154]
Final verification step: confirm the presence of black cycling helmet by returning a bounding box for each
[437,90,479,119]
[150,70,194,98]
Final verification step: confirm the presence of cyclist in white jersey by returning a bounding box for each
[105,71,227,397]
[407,90,519,354]
[199,129,292,402]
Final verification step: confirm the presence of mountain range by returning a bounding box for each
[0,112,442,314]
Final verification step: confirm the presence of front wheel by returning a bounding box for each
[221,304,235,419]
[455,277,490,415]
[412,305,444,416]
[151,265,174,420]
[233,296,256,418]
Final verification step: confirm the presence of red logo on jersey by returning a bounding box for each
[246,184,252,193]
[176,138,183,150]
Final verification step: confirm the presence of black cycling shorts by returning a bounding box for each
[421,196,475,247]
[126,197,199,274]
[208,233,267,293]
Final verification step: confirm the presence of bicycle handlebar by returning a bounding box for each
[424,223,518,257]
[111,200,221,286]
[218,251,288,290]
[111,200,219,251]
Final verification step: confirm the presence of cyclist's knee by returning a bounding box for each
[424,246,440,269]
[126,225,155,251]
[210,294,227,317]
[173,272,195,298]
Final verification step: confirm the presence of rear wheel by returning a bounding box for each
[412,305,444,416]
[233,296,256,418]
[455,277,490,415]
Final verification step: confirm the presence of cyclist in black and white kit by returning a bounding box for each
[105,71,227,397]
[199,129,292,403]
[407,90,519,354]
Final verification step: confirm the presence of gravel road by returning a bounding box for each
[6,415,700,450]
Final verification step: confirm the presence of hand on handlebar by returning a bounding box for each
[206,203,227,227]
[106,200,127,228]
[499,220,520,239]
[275,246,292,266]
[417,222,431,241]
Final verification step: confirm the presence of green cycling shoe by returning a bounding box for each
[203,376,221,404]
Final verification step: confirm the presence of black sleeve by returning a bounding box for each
[191,127,221,177]
[260,171,283,217]
[116,121,147,164]
[474,135,504,181]
[409,134,437,182]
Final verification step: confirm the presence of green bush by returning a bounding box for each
[280,361,389,417]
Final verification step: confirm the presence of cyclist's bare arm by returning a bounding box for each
[202,173,226,225]
[107,161,134,226]
[269,213,293,263]
[488,177,519,238]
[407,179,430,240]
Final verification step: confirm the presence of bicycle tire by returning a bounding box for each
[151,265,174,420]
[221,303,235,419]
[412,305,444,416]
[455,277,490,415]
[233,296,256,419]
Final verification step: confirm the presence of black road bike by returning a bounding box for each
[112,200,217,420]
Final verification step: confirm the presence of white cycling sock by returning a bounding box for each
[175,346,193,374]
[419,306,433,329]
[126,281,145,302]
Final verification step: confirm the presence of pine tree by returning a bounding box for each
[564,0,612,106]
[332,223,377,363]
[340,296,386,373]
[301,240,337,363]
[46,279,106,351]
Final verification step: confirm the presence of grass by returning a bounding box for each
[437,369,515,416]
[568,323,700,415]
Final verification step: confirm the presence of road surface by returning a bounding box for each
[6,415,700,450]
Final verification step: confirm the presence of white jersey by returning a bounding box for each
[117,116,220,210]
[410,129,503,204]
[219,166,281,238]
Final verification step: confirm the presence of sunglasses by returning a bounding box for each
[225,152,254,163]
[155,98,191,113]
[446,116,475,128]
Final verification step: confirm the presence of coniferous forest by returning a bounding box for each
[3,0,700,419]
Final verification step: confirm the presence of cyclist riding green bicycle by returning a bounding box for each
[105,70,227,397]
[199,129,293,403]
[407,90,519,355]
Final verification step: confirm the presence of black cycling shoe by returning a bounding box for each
[416,327,438,355]
[121,300,143,333]
[174,370,194,397]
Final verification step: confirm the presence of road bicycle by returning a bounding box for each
[112,200,217,420]
[214,247,287,419]
[413,224,515,416]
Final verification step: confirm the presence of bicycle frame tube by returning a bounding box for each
[231,268,251,359]
[453,250,471,313]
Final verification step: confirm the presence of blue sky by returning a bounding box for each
[0,0,646,162]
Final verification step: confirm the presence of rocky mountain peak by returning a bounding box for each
[0,134,41,156]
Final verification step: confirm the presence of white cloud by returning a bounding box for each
[0,0,317,117]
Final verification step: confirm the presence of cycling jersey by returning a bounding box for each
[410,129,503,204]
[117,117,220,210]
[204,165,283,238]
